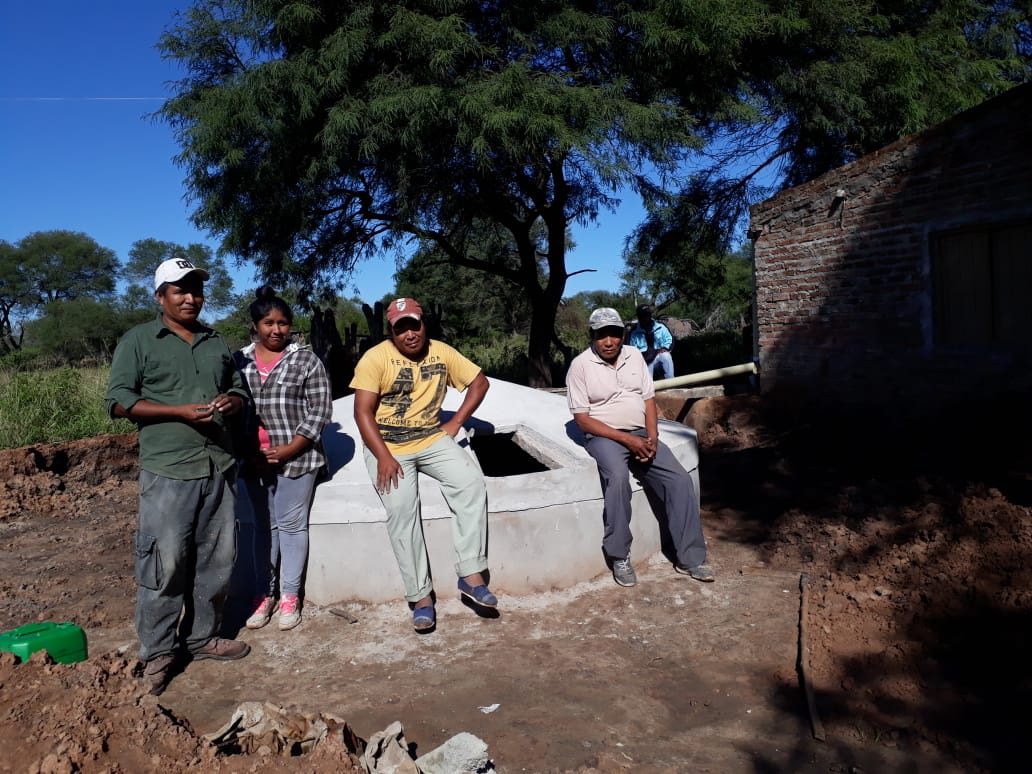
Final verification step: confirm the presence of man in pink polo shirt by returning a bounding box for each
[565,307,714,588]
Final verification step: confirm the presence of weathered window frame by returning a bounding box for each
[932,221,1032,350]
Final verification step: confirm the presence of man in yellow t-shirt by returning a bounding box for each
[351,298,496,632]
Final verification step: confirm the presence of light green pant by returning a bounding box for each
[363,434,489,602]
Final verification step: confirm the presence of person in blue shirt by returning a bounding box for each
[629,305,674,380]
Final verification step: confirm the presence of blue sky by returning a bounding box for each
[1,1,645,301]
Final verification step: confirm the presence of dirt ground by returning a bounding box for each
[1,393,1030,773]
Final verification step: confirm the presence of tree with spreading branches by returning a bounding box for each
[124,239,237,319]
[158,0,1031,385]
[1,231,118,354]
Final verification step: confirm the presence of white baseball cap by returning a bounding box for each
[154,258,210,290]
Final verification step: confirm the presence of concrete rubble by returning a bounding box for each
[205,704,494,773]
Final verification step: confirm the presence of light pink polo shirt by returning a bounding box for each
[566,345,654,430]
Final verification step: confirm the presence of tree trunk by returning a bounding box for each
[523,205,571,388]
[526,296,557,387]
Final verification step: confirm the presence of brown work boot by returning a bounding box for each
[191,637,250,661]
[142,653,176,696]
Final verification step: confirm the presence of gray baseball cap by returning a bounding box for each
[588,307,624,330]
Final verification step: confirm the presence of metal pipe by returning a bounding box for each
[654,361,758,390]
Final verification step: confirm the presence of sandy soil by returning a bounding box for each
[0,394,1029,773]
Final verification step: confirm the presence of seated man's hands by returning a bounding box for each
[625,433,657,463]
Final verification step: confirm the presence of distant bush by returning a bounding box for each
[673,329,752,375]
[0,347,45,371]
[461,333,530,384]
[0,366,133,449]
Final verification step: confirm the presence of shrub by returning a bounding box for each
[673,330,752,374]
[0,347,45,371]
[0,366,133,449]
[461,334,530,384]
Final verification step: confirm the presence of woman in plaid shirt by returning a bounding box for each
[235,287,333,631]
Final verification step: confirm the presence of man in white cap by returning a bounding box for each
[566,307,713,587]
[106,257,251,695]
[351,297,496,633]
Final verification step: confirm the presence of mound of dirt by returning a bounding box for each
[0,433,138,521]
[689,394,1032,771]
[1,649,216,773]
[0,649,364,773]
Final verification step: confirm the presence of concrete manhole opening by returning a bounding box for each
[468,426,564,477]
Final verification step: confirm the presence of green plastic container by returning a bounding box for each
[0,622,88,664]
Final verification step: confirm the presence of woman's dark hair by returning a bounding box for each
[249,285,293,324]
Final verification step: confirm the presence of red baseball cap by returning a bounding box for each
[386,298,423,326]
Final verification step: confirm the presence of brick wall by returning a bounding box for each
[748,84,1032,409]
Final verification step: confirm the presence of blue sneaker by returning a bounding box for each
[457,578,498,608]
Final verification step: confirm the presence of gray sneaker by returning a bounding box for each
[612,556,637,587]
[675,563,715,582]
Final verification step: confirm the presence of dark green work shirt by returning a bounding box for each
[105,316,248,479]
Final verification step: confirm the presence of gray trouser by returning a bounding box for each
[243,470,317,598]
[363,435,488,602]
[134,466,237,662]
[585,429,706,568]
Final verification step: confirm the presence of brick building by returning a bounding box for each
[748,83,1032,410]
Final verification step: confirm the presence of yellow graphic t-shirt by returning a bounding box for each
[349,339,483,455]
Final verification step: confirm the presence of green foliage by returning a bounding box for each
[563,290,632,319]
[395,223,536,345]
[1,231,119,354]
[556,290,635,347]
[330,296,368,339]
[673,330,752,375]
[621,237,754,328]
[156,0,1029,386]
[744,0,1032,187]
[211,286,362,351]
[23,298,122,364]
[214,317,254,352]
[0,239,26,353]
[0,366,133,448]
[16,230,117,305]
[0,347,44,371]
[709,248,754,327]
[127,239,236,316]
[156,0,717,385]
[113,287,162,333]
[460,333,530,384]
[640,0,1032,251]
[212,290,260,350]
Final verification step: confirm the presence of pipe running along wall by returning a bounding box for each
[654,361,758,391]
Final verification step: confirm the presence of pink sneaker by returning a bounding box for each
[245,596,276,629]
[278,593,301,631]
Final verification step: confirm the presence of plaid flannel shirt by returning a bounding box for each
[235,342,333,478]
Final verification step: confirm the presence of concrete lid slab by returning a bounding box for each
[311,377,698,526]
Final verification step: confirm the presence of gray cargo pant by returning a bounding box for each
[134,465,237,662]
